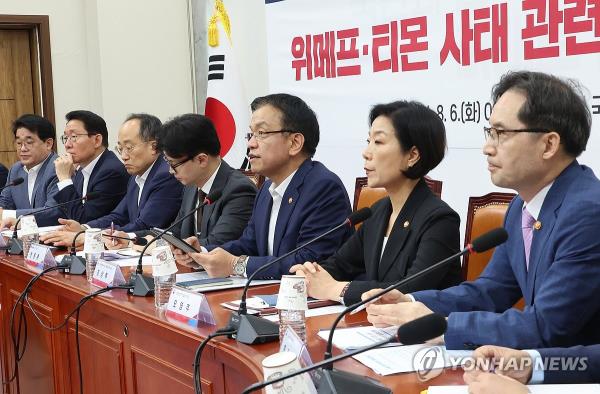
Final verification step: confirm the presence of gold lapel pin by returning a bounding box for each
[403,220,409,228]
[534,221,542,230]
[288,197,293,204]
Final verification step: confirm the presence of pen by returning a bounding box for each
[111,221,116,246]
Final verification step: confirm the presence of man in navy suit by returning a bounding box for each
[186,93,353,279]
[363,71,600,350]
[40,114,183,247]
[0,114,60,227]
[0,163,8,188]
[463,344,600,392]
[52,110,129,223]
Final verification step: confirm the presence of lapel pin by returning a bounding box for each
[288,197,293,204]
[534,221,542,230]
[403,220,409,228]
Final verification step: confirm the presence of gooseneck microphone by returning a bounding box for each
[323,227,509,364]
[128,190,221,297]
[7,192,101,255]
[241,314,448,394]
[0,177,24,191]
[224,208,372,345]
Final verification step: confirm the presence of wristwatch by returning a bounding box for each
[338,283,350,305]
[232,255,248,277]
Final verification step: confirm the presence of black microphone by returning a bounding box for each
[128,190,221,297]
[57,228,88,275]
[7,192,101,255]
[0,177,24,191]
[323,227,509,365]
[225,208,372,345]
[102,233,148,246]
[240,314,447,394]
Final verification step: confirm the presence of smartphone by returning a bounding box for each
[177,278,233,290]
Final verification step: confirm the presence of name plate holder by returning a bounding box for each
[165,286,216,327]
[25,243,56,271]
[91,260,126,288]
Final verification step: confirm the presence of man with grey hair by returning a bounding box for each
[41,113,183,246]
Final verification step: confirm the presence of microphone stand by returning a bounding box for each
[57,229,87,275]
[224,208,372,345]
[128,190,221,297]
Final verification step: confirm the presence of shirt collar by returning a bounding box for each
[81,150,104,176]
[24,155,48,174]
[135,158,157,186]
[523,182,554,220]
[269,169,297,199]
[200,161,221,195]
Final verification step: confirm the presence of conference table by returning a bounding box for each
[0,254,464,393]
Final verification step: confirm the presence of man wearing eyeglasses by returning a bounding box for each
[40,114,183,247]
[106,113,256,253]
[51,110,129,223]
[184,93,353,280]
[362,71,600,350]
[0,114,60,227]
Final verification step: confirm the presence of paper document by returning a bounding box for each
[427,384,600,394]
[2,225,62,238]
[263,305,347,322]
[174,271,279,292]
[317,325,400,350]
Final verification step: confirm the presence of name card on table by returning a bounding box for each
[165,286,216,326]
[280,327,317,392]
[25,243,56,271]
[91,260,126,288]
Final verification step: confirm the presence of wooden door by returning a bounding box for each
[0,29,38,169]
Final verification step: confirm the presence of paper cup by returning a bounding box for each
[84,228,104,253]
[276,275,308,311]
[262,351,313,394]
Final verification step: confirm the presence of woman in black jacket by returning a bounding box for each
[290,100,462,305]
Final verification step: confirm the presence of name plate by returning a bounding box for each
[25,243,56,271]
[91,260,126,288]
[165,286,216,326]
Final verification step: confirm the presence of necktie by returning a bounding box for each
[521,208,535,270]
[196,190,206,234]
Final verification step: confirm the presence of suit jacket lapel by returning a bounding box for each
[201,161,231,235]
[525,162,577,301]
[30,153,55,208]
[378,179,430,280]
[364,199,391,280]
[273,160,311,255]
[256,188,273,256]
[137,159,161,210]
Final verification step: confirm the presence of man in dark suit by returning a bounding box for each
[0,114,60,227]
[40,114,183,247]
[364,71,600,350]
[464,344,600,392]
[186,93,353,279]
[52,110,129,223]
[106,114,257,252]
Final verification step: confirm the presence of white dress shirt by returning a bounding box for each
[2,155,50,220]
[267,170,297,255]
[134,159,158,205]
[57,151,105,203]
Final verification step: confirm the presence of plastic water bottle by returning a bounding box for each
[278,309,306,343]
[154,273,176,308]
[21,233,39,259]
[84,228,104,282]
[153,239,176,308]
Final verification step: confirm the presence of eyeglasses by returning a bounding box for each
[115,142,147,155]
[483,126,550,145]
[61,133,90,144]
[245,129,295,141]
[15,139,38,150]
[163,155,191,173]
